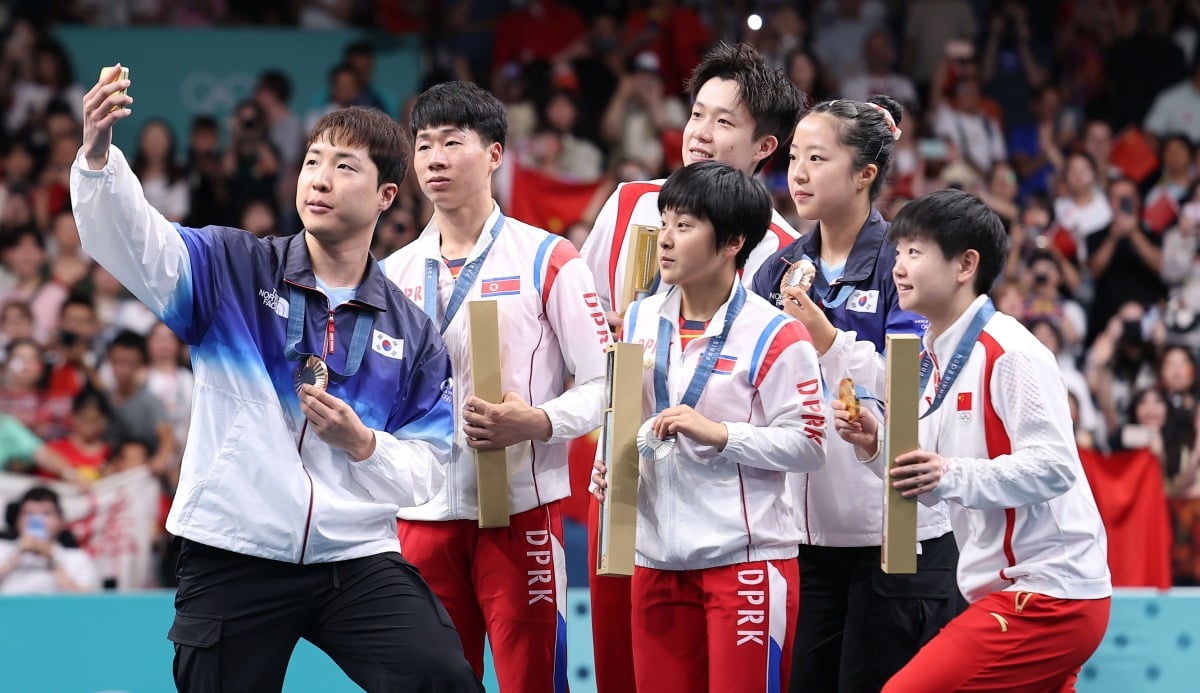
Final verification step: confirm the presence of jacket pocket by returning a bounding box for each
[168,612,222,648]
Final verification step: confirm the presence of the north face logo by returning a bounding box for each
[259,288,289,318]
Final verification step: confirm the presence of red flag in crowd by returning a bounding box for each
[1079,447,1173,589]
[1044,217,1079,261]
[509,165,605,235]
[1110,126,1160,184]
[1142,187,1179,233]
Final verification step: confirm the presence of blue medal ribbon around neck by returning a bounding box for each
[793,253,857,309]
[917,299,996,419]
[423,212,506,334]
[283,284,375,379]
[652,283,746,414]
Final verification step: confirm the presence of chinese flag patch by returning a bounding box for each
[957,392,973,411]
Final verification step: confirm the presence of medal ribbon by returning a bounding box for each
[918,298,996,419]
[652,283,746,414]
[423,212,506,334]
[796,253,856,309]
[283,284,374,378]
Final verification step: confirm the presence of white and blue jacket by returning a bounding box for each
[71,147,454,564]
[752,210,952,546]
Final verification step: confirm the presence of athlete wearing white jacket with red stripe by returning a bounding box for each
[380,81,607,693]
[836,190,1109,692]
[383,205,607,519]
[593,161,824,693]
[622,283,826,570]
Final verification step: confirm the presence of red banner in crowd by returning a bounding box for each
[509,165,605,235]
[1079,447,1172,589]
[0,468,162,590]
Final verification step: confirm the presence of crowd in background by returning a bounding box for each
[2,0,1200,591]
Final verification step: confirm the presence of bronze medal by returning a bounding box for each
[292,355,329,394]
[780,257,817,294]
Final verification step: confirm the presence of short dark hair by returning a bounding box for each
[60,293,95,318]
[888,189,1008,295]
[307,106,411,189]
[257,70,292,104]
[18,486,63,519]
[798,96,904,201]
[73,387,113,418]
[658,160,771,269]
[190,115,219,134]
[685,42,805,173]
[0,225,43,252]
[409,81,508,147]
[107,329,149,363]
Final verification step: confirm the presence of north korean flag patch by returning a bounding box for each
[713,355,737,375]
[480,276,521,297]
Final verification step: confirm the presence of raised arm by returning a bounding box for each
[70,66,197,334]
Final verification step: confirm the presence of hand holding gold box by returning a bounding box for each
[882,334,920,574]
[468,300,510,528]
[596,342,643,576]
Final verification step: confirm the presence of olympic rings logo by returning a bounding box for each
[179,70,256,113]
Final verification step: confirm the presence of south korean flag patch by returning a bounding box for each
[371,329,404,360]
[847,289,879,313]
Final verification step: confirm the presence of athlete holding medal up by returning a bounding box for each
[592,161,826,693]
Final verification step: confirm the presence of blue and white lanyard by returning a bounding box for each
[283,284,374,379]
[652,284,746,414]
[917,299,996,419]
[422,213,506,334]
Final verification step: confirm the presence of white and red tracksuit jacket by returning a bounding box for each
[580,179,800,313]
[382,204,608,521]
[622,281,827,570]
[909,296,1112,603]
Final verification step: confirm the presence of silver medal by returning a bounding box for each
[637,418,676,461]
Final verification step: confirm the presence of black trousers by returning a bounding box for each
[168,539,482,693]
[788,533,966,693]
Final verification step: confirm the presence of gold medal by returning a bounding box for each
[780,257,817,294]
[292,355,329,394]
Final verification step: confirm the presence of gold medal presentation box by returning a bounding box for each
[596,342,642,576]
[468,300,510,528]
[882,334,920,574]
[597,223,660,576]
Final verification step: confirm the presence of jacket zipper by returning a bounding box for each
[286,279,334,565]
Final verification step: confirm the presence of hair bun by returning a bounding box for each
[867,94,903,128]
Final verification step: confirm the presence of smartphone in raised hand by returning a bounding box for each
[99,65,129,111]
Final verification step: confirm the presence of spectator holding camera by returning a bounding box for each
[0,486,99,594]
[1087,302,1162,440]
[1086,178,1166,344]
[601,51,687,175]
[1020,251,1086,348]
